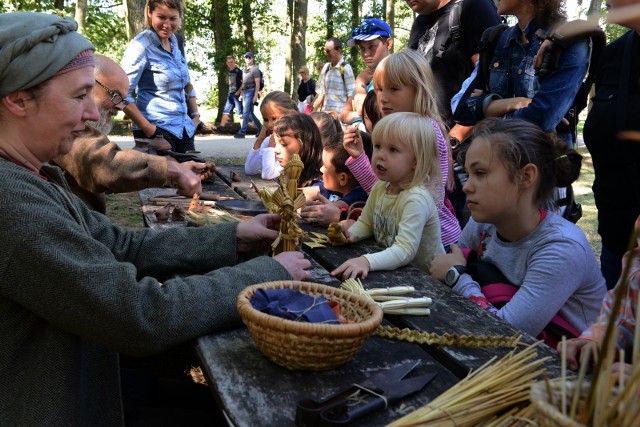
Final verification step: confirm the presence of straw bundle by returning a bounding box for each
[531,223,640,426]
[185,208,240,226]
[271,154,307,255]
[341,278,432,315]
[386,343,547,427]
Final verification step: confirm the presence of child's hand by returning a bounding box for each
[343,126,364,159]
[557,338,594,372]
[301,194,341,226]
[331,256,371,279]
[339,219,357,234]
[428,243,466,282]
[254,125,269,149]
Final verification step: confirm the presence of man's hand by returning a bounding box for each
[181,160,214,181]
[343,127,364,159]
[429,243,466,282]
[167,161,203,197]
[331,256,371,280]
[300,193,341,226]
[236,213,280,253]
[273,251,312,281]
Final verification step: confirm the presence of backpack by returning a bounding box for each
[469,20,605,224]
[321,61,347,88]
[477,20,606,142]
[258,68,265,91]
[461,240,581,348]
[435,0,467,82]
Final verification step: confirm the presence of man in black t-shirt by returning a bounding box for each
[406,0,499,227]
[219,56,244,128]
[406,0,499,132]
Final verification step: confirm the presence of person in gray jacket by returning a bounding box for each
[0,12,310,426]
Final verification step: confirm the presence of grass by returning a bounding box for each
[573,147,601,260]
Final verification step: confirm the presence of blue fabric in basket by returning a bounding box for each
[251,289,339,324]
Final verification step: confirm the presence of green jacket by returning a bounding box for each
[0,159,290,426]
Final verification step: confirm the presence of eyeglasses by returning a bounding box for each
[351,22,389,38]
[95,80,128,107]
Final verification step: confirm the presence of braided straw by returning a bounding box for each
[375,325,522,348]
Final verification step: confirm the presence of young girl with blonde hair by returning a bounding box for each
[343,49,462,248]
[332,113,445,279]
[245,91,298,179]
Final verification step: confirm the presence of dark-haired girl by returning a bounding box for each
[273,113,324,186]
[430,118,606,344]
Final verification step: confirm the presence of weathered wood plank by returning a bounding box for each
[300,224,561,378]
[196,328,459,427]
[215,165,280,201]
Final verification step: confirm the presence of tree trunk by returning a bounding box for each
[242,0,254,52]
[125,0,147,40]
[386,0,395,40]
[291,0,308,97]
[586,0,603,22]
[326,0,334,38]
[54,0,64,9]
[75,0,87,34]
[349,0,359,66]
[212,0,234,123]
[285,0,295,96]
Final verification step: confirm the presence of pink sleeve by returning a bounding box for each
[430,117,449,196]
[345,154,377,194]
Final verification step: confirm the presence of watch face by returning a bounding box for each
[445,268,457,286]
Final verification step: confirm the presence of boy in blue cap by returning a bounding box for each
[341,18,393,126]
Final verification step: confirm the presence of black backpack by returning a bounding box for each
[258,69,265,90]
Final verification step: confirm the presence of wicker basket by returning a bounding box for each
[530,379,587,427]
[237,280,383,371]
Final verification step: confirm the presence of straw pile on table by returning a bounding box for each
[386,342,547,426]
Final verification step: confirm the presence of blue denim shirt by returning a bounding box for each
[121,29,196,139]
[454,20,589,134]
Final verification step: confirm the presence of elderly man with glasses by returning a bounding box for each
[313,37,356,116]
[52,54,206,214]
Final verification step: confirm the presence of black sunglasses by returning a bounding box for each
[95,80,128,107]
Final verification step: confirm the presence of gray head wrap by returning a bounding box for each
[0,12,95,97]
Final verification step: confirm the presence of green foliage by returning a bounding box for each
[83,5,128,59]
[604,23,629,43]
[1,0,58,12]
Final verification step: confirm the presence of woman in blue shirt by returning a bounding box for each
[453,0,588,147]
[122,0,200,153]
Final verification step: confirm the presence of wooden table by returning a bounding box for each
[140,165,562,426]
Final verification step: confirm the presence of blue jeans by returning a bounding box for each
[222,92,243,116]
[239,88,262,135]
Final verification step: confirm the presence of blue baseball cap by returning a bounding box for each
[244,51,254,58]
[347,18,393,47]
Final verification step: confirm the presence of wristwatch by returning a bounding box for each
[444,265,467,288]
